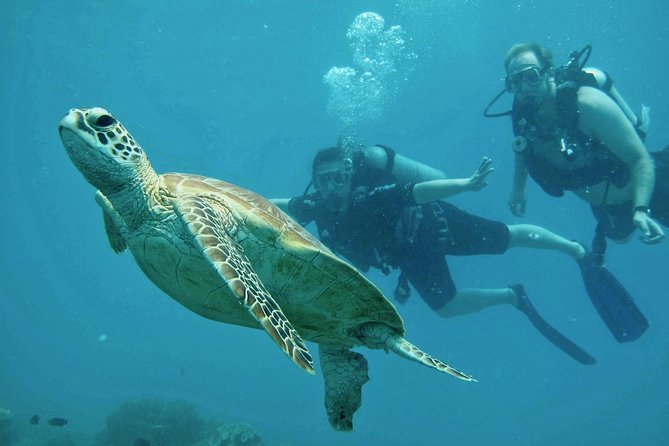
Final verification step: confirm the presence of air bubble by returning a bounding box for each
[323,12,416,133]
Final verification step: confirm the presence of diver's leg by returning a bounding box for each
[507,224,585,260]
[436,287,516,318]
[401,255,518,318]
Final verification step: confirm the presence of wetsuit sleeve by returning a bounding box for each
[287,196,318,225]
[364,183,416,209]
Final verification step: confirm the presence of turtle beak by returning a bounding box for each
[58,108,92,138]
[59,108,94,159]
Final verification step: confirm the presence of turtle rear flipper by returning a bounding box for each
[175,195,314,374]
[360,323,476,382]
[319,344,369,432]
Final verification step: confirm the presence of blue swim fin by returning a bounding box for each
[578,254,649,342]
[511,284,596,365]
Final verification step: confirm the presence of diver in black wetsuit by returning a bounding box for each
[500,43,666,249]
[273,145,596,364]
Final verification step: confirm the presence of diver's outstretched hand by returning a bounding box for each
[634,211,665,244]
[465,157,494,191]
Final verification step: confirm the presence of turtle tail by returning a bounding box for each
[360,323,476,382]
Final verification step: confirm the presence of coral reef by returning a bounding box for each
[32,431,83,446]
[0,407,15,445]
[93,398,205,446]
[2,410,88,446]
[5,399,286,446]
[208,423,264,446]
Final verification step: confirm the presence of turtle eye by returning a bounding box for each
[86,109,117,129]
[95,114,116,128]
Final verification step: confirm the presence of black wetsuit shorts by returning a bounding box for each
[399,202,510,311]
[591,145,669,240]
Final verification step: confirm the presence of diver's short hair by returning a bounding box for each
[504,43,553,72]
[312,146,347,179]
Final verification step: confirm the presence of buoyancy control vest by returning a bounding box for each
[510,46,650,197]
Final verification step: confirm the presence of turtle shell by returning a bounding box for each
[137,173,405,348]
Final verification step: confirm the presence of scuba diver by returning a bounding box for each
[272,144,598,365]
[484,42,662,342]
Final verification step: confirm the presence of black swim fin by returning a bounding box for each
[511,284,596,365]
[578,253,649,343]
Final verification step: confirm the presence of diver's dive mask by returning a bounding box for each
[484,44,593,118]
[314,158,353,191]
[315,170,350,189]
[505,65,545,93]
[484,65,548,117]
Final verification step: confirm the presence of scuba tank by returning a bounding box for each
[338,134,447,183]
[580,66,650,140]
[553,45,649,140]
[364,144,447,183]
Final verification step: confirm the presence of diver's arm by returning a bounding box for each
[270,197,318,226]
[270,198,291,213]
[412,157,493,205]
[508,152,529,217]
[363,145,447,182]
[579,87,664,243]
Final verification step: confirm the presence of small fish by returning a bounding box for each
[29,414,40,425]
[134,438,151,446]
[47,417,68,426]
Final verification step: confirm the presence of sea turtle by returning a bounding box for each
[58,107,475,431]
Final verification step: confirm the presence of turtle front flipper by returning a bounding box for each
[319,344,369,432]
[360,323,476,382]
[174,195,315,374]
[95,191,128,253]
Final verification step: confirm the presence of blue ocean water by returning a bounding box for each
[1,1,668,445]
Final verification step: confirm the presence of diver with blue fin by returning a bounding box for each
[484,43,663,342]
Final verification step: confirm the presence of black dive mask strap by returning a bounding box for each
[483,88,513,117]
[301,180,314,199]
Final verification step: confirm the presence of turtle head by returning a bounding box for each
[59,107,150,192]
